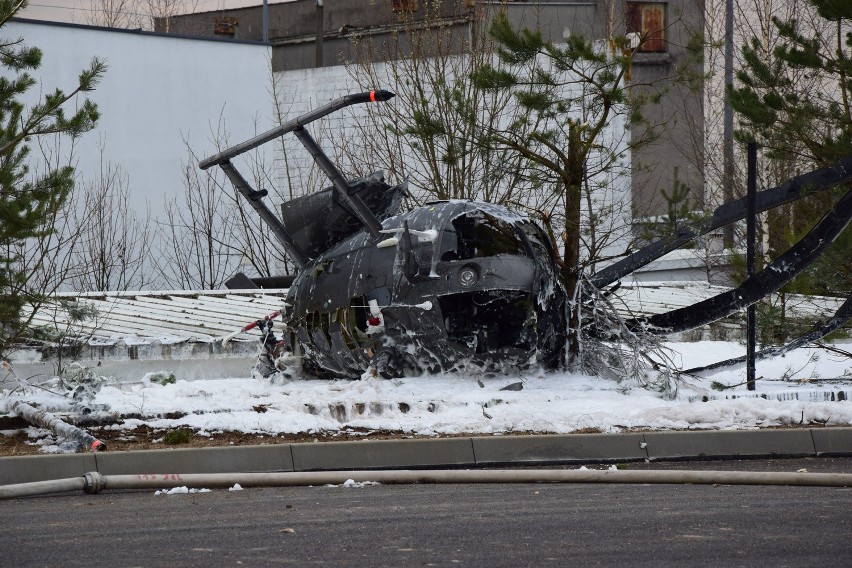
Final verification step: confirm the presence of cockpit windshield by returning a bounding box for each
[439,212,524,261]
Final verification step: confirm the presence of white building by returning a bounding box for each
[11,18,273,217]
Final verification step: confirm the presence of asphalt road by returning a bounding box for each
[1,458,850,568]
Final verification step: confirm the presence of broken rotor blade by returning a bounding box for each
[631,187,852,334]
[199,90,395,170]
[679,293,852,375]
[591,155,852,288]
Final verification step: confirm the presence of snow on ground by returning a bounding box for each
[2,342,851,451]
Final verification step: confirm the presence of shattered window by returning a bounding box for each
[519,221,556,262]
[440,212,524,261]
[347,297,369,334]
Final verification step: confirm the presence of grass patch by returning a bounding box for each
[162,428,192,445]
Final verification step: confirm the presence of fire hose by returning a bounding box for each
[2,468,851,500]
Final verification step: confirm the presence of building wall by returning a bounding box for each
[10,19,273,217]
[12,16,624,285]
[630,8,706,222]
[159,0,469,40]
[480,2,706,220]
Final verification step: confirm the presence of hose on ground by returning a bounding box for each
[11,401,106,452]
[2,468,851,500]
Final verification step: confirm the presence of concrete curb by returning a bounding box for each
[2,428,850,486]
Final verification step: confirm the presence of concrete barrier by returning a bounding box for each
[642,429,816,460]
[94,445,294,475]
[291,438,476,471]
[472,433,648,464]
[811,428,852,456]
[2,428,849,485]
[0,453,97,485]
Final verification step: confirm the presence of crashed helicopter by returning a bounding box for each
[201,90,852,379]
[201,91,566,378]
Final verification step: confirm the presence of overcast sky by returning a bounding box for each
[20,0,294,25]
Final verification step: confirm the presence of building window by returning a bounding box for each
[626,2,666,53]
[214,16,238,37]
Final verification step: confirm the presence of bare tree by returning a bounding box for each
[11,136,94,345]
[230,114,300,279]
[339,1,533,205]
[154,142,240,290]
[154,103,296,289]
[69,140,154,291]
[86,0,144,29]
[84,0,200,31]
[146,0,199,33]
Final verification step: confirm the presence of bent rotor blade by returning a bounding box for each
[199,90,394,170]
[591,155,852,289]
[680,294,852,375]
[631,188,852,334]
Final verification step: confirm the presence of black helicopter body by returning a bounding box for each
[283,195,566,378]
[201,91,566,378]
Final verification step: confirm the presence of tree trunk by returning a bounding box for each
[562,122,585,367]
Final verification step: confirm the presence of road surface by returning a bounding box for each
[1,458,850,567]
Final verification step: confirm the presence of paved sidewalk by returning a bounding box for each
[2,428,851,485]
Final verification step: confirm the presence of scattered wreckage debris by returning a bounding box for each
[588,156,852,339]
[625,181,852,335]
[201,90,851,379]
[590,156,852,289]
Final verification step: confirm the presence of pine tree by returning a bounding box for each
[729,0,851,341]
[470,11,650,367]
[0,0,106,357]
[730,0,851,164]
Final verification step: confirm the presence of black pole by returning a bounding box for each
[722,0,735,247]
[316,0,324,67]
[262,0,269,43]
[746,142,757,391]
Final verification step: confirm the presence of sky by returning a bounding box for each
[3,340,850,453]
[20,0,294,25]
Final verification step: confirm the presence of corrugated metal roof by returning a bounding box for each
[27,289,288,344]
[609,282,845,321]
[26,285,845,345]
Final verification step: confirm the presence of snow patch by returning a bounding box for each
[155,487,212,495]
[3,341,850,455]
[326,479,381,488]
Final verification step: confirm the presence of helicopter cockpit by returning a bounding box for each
[281,200,566,378]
